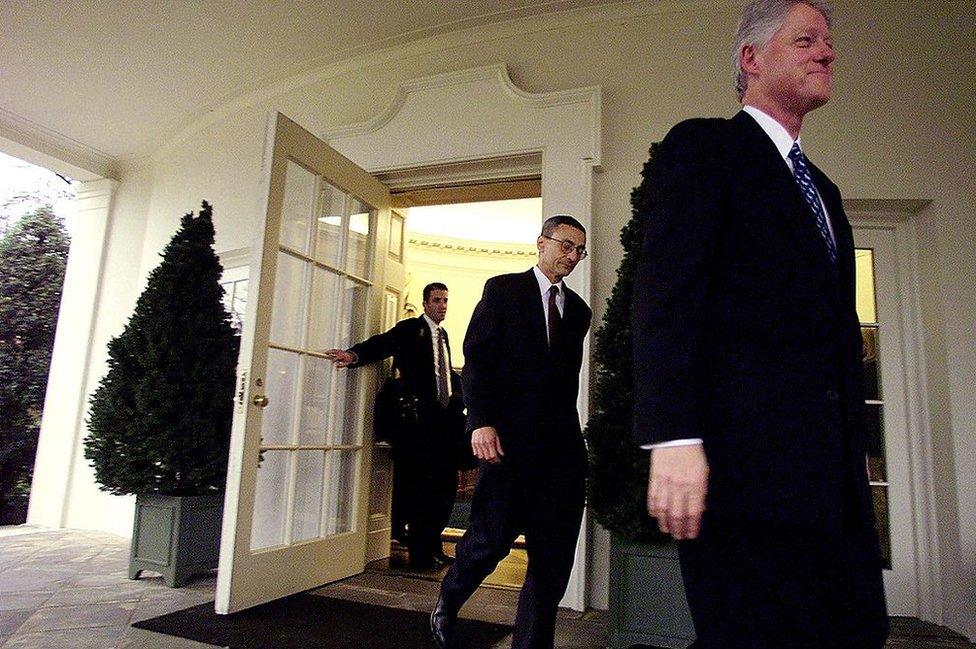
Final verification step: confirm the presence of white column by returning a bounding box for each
[27,178,118,527]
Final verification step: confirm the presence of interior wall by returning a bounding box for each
[403,237,538,367]
[48,0,975,633]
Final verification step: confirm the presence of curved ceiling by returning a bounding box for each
[0,0,616,170]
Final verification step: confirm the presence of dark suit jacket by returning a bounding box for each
[632,111,870,531]
[349,315,462,417]
[463,268,592,459]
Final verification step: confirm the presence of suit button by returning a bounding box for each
[826,390,840,401]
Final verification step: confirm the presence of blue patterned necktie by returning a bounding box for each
[788,142,837,263]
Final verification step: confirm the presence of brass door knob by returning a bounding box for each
[252,395,269,408]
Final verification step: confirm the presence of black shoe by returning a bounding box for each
[408,555,435,570]
[431,552,455,567]
[430,593,456,649]
[388,554,409,569]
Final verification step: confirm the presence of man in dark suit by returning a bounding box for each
[326,282,462,569]
[632,1,888,647]
[430,215,592,649]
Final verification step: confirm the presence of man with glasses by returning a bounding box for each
[430,215,592,649]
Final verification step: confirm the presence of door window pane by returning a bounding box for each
[313,183,346,269]
[220,278,249,335]
[328,362,359,447]
[270,251,309,348]
[872,485,892,569]
[346,199,373,278]
[292,451,325,542]
[323,450,358,535]
[306,267,342,353]
[338,279,369,352]
[862,326,882,401]
[251,450,290,550]
[261,349,299,446]
[865,403,887,482]
[855,249,877,323]
[280,160,317,254]
[298,355,332,446]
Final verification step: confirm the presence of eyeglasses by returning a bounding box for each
[542,235,588,259]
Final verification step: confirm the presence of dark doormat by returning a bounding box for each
[132,592,512,648]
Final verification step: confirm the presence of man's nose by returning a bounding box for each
[815,41,834,64]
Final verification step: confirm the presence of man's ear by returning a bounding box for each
[740,43,761,76]
[537,235,545,253]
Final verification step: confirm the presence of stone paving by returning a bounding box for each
[0,525,972,648]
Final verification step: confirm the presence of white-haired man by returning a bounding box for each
[632,1,888,646]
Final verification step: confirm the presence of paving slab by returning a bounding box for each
[1,525,973,649]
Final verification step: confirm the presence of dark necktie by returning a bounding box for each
[788,142,837,263]
[435,328,450,409]
[547,285,561,349]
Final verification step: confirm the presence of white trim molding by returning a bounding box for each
[326,63,601,611]
[0,108,118,181]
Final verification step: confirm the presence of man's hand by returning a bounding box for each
[647,444,709,540]
[324,349,355,367]
[471,426,504,464]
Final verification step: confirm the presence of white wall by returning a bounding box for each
[27,0,975,636]
[404,236,538,367]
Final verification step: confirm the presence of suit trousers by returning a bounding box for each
[439,440,586,649]
[678,512,888,649]
[394,412,458,561]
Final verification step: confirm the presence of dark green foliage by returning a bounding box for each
[585,144,667,542]
[0,207,69,511]
[84,202,240,496]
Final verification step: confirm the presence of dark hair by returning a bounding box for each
[423,282,448,303]
[541,214,586,237]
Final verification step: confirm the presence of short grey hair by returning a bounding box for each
[732,0,833,101]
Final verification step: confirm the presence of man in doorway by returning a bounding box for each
[430,215,592,649]
[632,1,887,647]
[326,282,462,569]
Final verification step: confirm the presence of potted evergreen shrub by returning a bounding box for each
[84,201,239,587]
[585,146,695,648]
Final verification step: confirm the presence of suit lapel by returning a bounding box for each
[809,162,854,286]
[730,111,839,283]
[560,288,584,337]
[441,326,453,369]
[519,268,551,359]
[415,316,435,383]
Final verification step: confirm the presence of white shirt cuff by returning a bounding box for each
[640,438,704,450]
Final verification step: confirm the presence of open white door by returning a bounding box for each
[216,113,392,614]
[853,226,919,615]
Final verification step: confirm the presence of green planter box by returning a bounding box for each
[608,536,696,648]
[129,493,224,588]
